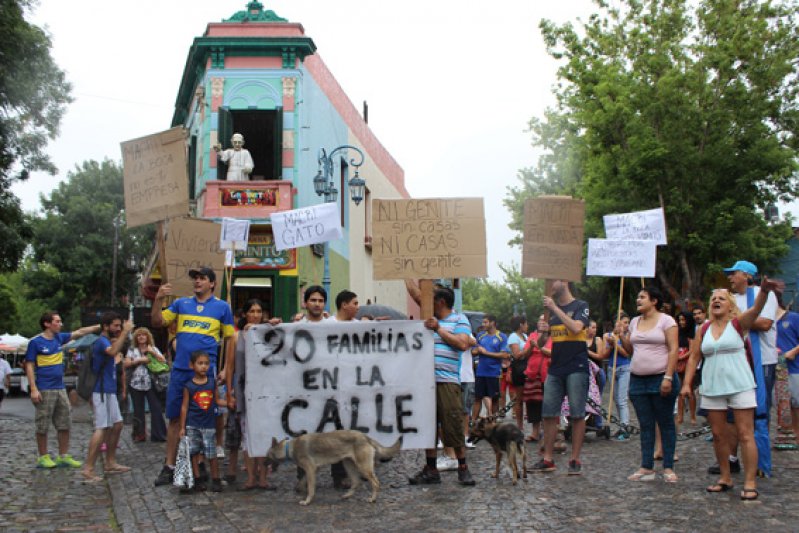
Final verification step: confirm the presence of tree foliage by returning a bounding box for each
[506,0,799,309]
[462,265,546,331]
[0,276,19,333]
[29,159,154,308]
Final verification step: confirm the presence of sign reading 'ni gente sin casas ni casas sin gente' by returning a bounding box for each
[371,198,487,280]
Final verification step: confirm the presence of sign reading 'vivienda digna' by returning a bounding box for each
[243,321,436,456]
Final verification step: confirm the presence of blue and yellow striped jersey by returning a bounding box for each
[162,296,235,370]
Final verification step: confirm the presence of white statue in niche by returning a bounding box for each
[214,132,254,181]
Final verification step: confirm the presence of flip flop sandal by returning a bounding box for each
[706,482,733,493]
[525,436,538,442]
[741,488,759,501]
[663,472,678,483]
[105,465,131,474]
[627,470,656,481]
[82,474,103,484]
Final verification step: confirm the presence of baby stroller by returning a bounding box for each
[562,360,611,441]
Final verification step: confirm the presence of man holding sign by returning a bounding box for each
[533,280,591,475]
[409,288,476,486]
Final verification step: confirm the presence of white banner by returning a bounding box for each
[244,321,436,456]
[219,218,251,251]
[270,202,342,251]
[603,207,667,245]
[586,238,657,277]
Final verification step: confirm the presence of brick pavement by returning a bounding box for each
[3,399,799,532]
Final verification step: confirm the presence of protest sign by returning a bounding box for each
[220,218,251,251]
[121,127,189,228]
[371,198,487,280]
[244,321,436,456]
[163,218,225,296]
[603,207,667,245]
[270,202,342,251]
[522,196,585,281]
[586,238,657,278]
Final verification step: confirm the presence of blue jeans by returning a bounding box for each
[614,365,631,425]
[763,363,776,423]
[629,373,680,470]
[542,371,589,419]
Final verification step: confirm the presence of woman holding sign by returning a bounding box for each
[680,278,776,501]
[620,286,680,483]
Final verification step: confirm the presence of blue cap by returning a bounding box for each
[723,260,757,277]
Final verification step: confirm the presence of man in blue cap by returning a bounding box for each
[714,259,777,477]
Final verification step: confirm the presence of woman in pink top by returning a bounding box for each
[619,286,679,483]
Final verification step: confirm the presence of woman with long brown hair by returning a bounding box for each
[124,327,167,442]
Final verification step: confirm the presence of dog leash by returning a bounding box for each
[468,400,516,444]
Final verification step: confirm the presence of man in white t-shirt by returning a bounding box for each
[0,355,13,408]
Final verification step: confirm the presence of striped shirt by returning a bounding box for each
[434,312,471,384]
[162,296,235,370]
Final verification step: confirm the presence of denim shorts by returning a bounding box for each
[187,426,216,458]
[542,371,589,419]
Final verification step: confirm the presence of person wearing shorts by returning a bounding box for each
[472,315,508,420]
[409,288,476,486]
[25,311,99,469]
[151,266,234,487]
[532,280,591,475]
[83,312,133,482]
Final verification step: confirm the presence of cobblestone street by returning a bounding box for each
[2,397,798,532]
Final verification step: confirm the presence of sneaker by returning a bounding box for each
[154,465,174,487]
[194,480,207,492]
[457,465,476,486]
[531,459,556,473]
[464,440,476,449]
[615,432,630,442]
[708,460,741,475]
[408,465,441,485]
[36,454,57,469]
[568,459,582,475]
[216,448,226,460]
[55,454,83,468]
[436,456,459,472]
[436,439,444,449]
[211,478,223,492]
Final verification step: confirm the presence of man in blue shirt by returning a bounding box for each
[472,315,508,420]
[82,312,133,482]
[151,266,235,486]
[25,311,99,469]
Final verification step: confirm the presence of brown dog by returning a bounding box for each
[469,418,527,484]
[267,430,402,505]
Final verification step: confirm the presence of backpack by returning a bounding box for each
[699,318,755,374]
[77,339,110,401]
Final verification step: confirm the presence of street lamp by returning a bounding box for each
[313,145,366,311]
[110,210,124,306]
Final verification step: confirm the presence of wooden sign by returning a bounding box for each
[121,127,189,228]
[371,198,487,280]
[164,218,225,296]
[522,196,585,281]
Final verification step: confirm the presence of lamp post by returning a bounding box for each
[312,145,366,311]
[110,210,124,306]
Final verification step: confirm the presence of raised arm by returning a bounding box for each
[738,277,777,332]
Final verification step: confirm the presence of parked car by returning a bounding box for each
[8,367,28,395]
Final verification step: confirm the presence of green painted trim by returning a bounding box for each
[172,36,316,126]
[224,2,288,23]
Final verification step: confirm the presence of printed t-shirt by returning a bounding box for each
[25,332,72,391]
[92,335,117,394]
[475,331,508,378]
[733,287,778,365]
[434,312,471,384]
[548,299,590,377]
[629,313,677,375]
[776,310,799,375]
[162,296,235,370]
[185,378,216,429]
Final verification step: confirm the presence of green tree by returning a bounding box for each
[462,265,546,331]
[506,0,799,307]
[1,267,49,336]
[29,159,154,308]
[0,276,19,333]
[0,1,72,270]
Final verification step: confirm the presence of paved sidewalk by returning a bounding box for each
[3,399,799,532]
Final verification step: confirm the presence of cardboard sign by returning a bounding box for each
[270,202,343,251]
[163,218,225,296]
[121,127,189,228]
[371,198,487,280]
[603,207,667,245]
[586,238,657,277]
[522,196,585,281]
[244,321,436,456]
[220,218,251,251]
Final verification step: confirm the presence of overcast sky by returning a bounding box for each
[18,0,604,280]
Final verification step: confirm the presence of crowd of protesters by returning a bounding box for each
[17,258,799,503]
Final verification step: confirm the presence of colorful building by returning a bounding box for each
[171,1,410,319]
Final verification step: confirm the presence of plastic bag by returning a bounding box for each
[173,436,194,489]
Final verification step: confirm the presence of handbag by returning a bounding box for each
[146,351,170,374]
[675,347,690,374]
[523,355,545,402]
[173,436,194,489]
[510,355,528,386]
